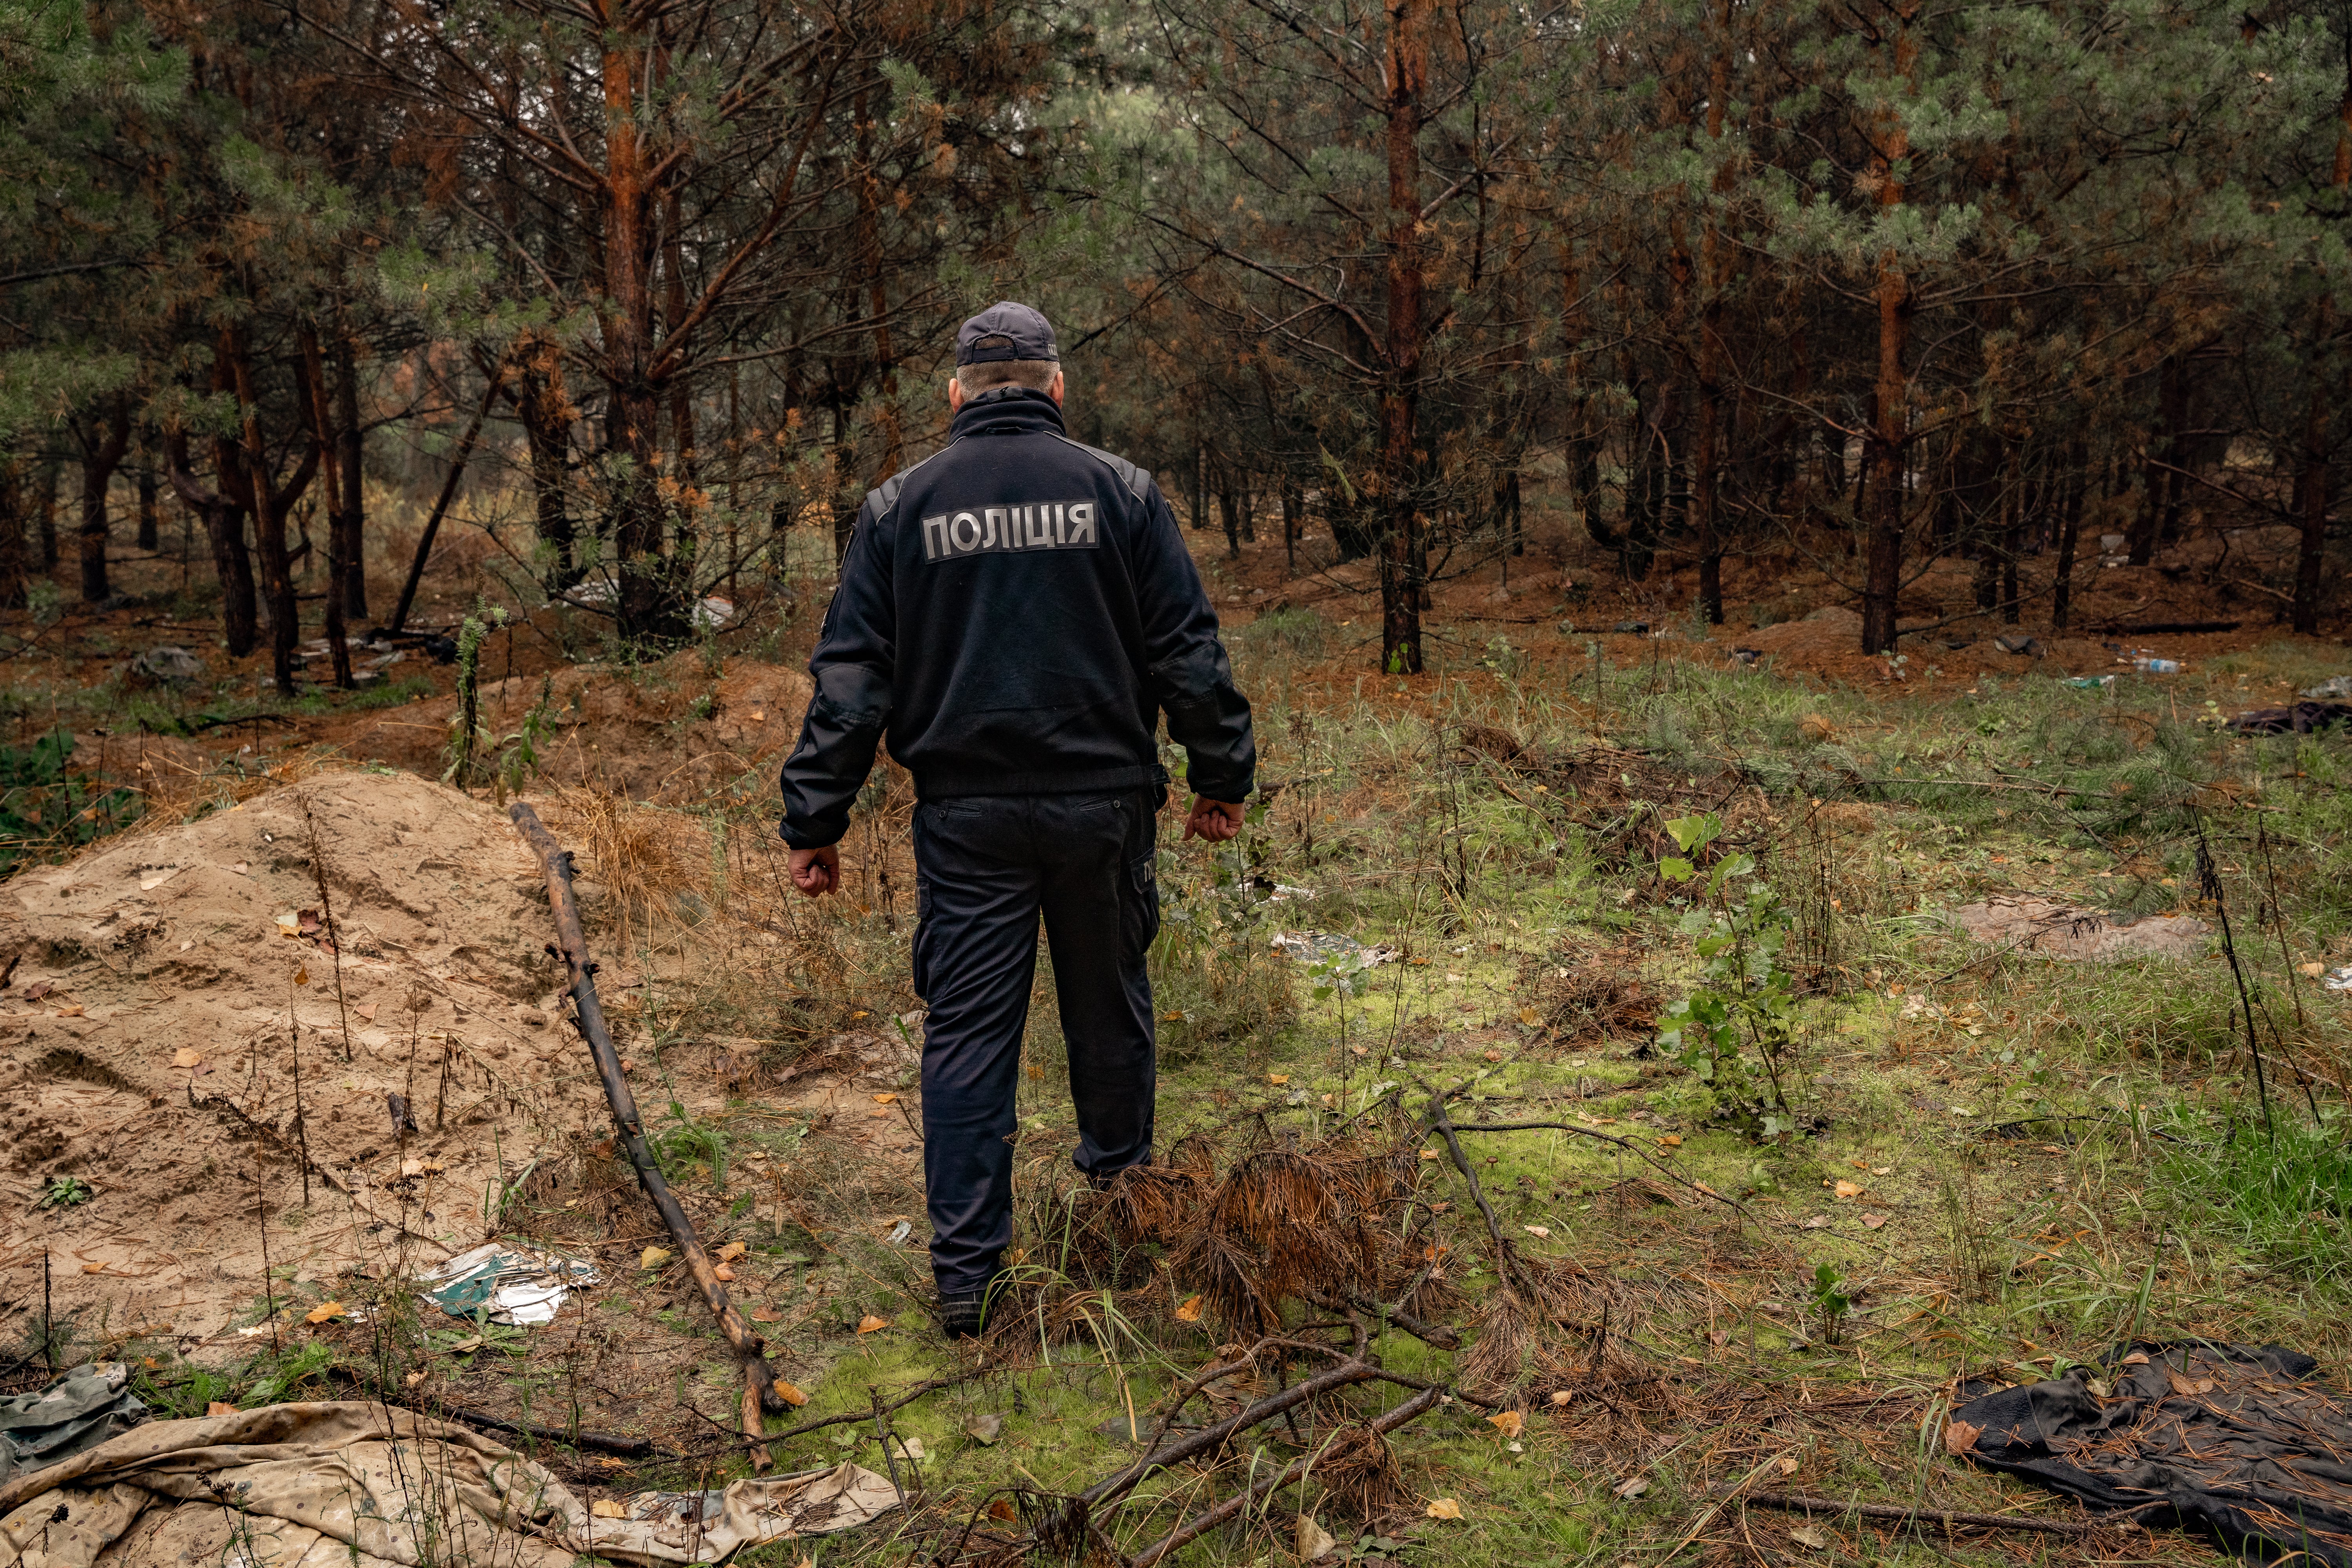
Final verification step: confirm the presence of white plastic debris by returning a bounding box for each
[2324,966,2352,994]
[419,1242,599,1326]
[1270,931,1401,969]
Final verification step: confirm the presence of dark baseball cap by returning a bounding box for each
[955,301,1058,365]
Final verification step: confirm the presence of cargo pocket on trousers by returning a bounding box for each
[911,879,936,999]
[1123,854,1160,964]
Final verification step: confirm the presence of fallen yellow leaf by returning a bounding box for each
[1419,1149,1441,1161]
[1862,1213,1887,1230]
[987,1499,1018,1523]
[53,1004,83,1017]
[1944,1417,1982,1455]
[1833,1179,1863,1199]
[590,1499,627,1519]
[276,915,299,937]
[712,1264,735,1281]
[641,1246,673,1270]
[206,1401,237,1417]
[717,1241,748,1262]
[771,1380,809,1406]
[1523,1225,1550,1239]
[872,1092,898,1105]
[1657,1134,1683,1148]
[1425,1497,1464,1520]
[304,1301,347,1325]
[1550,1390,1573,1406]
[1175,1295,1204,1323]
[750,1308,782,1323]
[1487,1409,1524,1440]
[292,967,309,987]
[1519,1006,1540,1026]
[856,1314,889,1334]
[1267,1074,1289,1086]
[172,1047,203,1068]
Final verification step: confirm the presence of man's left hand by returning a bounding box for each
[1182,797,1245,842]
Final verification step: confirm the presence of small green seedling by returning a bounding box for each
[34,1174,93,1210]
[1811,1262,1853,1345]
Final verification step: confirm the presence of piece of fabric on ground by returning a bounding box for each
[0,1365,146,1487]
[0,1401,898,1568]
[1950,1340,2352,1566]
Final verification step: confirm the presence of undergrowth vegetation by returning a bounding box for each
[10,604,2352,1568]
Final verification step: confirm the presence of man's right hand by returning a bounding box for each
[789,845,841,897]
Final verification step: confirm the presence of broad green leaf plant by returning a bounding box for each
[1655,813,1801,1140]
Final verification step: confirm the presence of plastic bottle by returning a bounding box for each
[2134,657,2181,674]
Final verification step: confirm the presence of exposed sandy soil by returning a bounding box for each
[0,771,586,1339]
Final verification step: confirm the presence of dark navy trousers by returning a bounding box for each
[909,788,1161,1296]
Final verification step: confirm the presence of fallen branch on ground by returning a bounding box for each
[1722,1488,2109,1536]
[1129,1387,1443,1568]
[510,802,787,1470]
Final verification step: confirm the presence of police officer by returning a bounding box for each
[778,302,1256,1339]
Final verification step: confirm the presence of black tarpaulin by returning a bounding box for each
[1949,1341,2352,1566]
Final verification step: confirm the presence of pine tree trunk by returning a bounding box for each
[1859,13,1917,657]
[333,332,367,619]
[136,452,160,553]
[76,400,130,603]
[0,458,24,609]
[1377,0,1428,674]
[2053,438,2087,632]
[299,325,354,689]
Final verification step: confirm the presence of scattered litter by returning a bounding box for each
[419,1242,599,1326]
[884,1220,913,1246]
[1731,647,1763,665]
[131,645,205,682]
[1270,931,1401,969]
[694,596,734,632]
[2060,675,2114,689]
[2301,675,2352,700]
[1994,633,2043,657]
[2227,701,2352,735]
[2132,657,2181,674]
[964,1413,1003,1445]
[0,1363,146,1486]
[0,1403,898,1565]
[2325,967,2352,994]
[1266,883,1318,902]
[1951,896,2209,961]
[1951,1342,2352,1565]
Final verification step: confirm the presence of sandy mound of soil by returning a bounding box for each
[339,657,812,800]
[1951,895,2210,960]
[0,771,615,1341]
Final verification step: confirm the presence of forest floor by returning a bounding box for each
[1,506,2348,1568]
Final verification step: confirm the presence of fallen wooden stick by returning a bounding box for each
[1722,1488,2107,1536]
[509,803,786,1469]
[1129,1387,1443,1568]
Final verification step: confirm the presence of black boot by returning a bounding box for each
[941,1292,988,1340]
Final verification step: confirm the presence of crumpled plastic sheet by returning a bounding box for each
[417,1241,600,1325]
[1270,930,1400,969]
[1950,1340,2352,1566]
[0,1401,899,1568]
[0,1365,146,1488]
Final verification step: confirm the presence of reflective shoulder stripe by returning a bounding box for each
[866,442,960,530]
[1044,434,1150,504]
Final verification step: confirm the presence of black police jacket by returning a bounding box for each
[779,386,1255,849]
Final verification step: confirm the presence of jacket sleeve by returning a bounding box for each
[1131,478,1256,802]
[779,492,896,849]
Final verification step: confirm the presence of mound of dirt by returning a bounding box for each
[0,771,608,1339]
[1951,895,2210,960]
[339,657,812,800]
